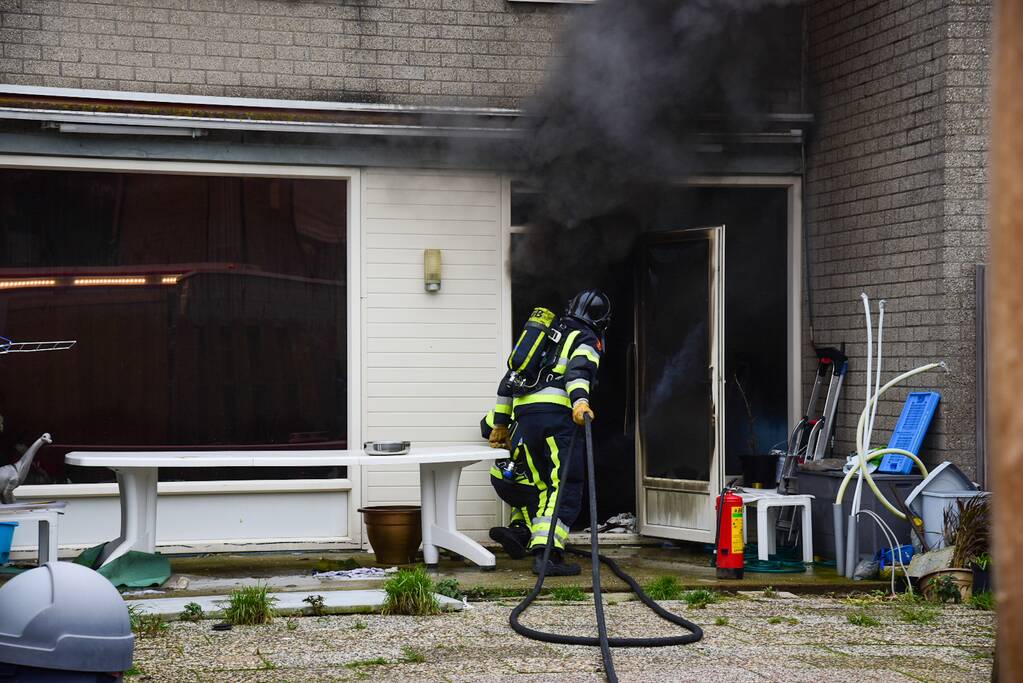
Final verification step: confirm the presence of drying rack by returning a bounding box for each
[0,337,76,355]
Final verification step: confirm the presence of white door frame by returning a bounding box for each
[0,154,365,549]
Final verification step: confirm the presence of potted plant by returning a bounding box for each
[970,552,992,593]
[921,495,990,603]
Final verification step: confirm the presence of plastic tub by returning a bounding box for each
[919,490,989,549]
[0,521,18,565]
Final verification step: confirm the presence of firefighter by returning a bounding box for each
[486,289,610,576]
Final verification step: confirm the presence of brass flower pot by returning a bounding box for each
[358,505,422,565]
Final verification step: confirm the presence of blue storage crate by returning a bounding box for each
[879,392,940,474]
[0,521,17,565]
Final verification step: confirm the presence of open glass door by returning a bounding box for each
[635,227,725,542]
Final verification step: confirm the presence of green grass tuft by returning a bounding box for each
[401,645,427,664]
[767,615,798,625]
[761,586,778,599]
[346,657,389,669]
[353,619,367,630]
[550,586,587,602]
[643,575,684,600]
[969,591,995,611]
[683,589,720,609]
[382,566,441,616]
[285,618,299,631]
[221,584,277,625]
[847,611,881,627]
[714,616,730,626]
[895,596,939,624]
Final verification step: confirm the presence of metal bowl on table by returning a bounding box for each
[363,441,411,456]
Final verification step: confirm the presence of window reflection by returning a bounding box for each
[0,170,348,484]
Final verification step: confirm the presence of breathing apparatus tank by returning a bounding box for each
[503,307,563,395]
[0,562,134,681]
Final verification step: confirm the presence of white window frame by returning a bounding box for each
[0,154,364,546]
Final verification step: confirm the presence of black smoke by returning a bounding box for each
[513,0,806,280]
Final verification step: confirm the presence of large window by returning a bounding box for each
[0,169,348,483]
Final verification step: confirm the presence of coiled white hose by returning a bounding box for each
[836,361,947,515]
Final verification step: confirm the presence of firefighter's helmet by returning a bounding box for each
[566,289,611,333]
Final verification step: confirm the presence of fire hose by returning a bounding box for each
[509,414,704,683]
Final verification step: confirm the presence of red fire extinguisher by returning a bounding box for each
[714,488,745,579]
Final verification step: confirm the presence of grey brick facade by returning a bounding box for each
[805,0,991,478]
[0,0,569,107]
[0,0,994,479]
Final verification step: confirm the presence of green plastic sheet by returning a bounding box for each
[74,543,171,588]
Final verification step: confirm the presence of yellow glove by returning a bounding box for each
[572,401,594,426]
[489,424,510,449]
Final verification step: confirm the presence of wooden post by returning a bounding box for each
[991,1,1023,680]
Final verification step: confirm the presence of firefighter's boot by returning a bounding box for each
[489,522,531,559]
[531,548,580,576]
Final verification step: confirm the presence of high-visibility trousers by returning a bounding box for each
[489,407,584,551]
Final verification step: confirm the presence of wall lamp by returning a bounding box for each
[424,249,442,292]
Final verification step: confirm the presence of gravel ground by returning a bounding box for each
[128,594,995,682]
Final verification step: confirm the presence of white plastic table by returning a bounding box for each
[65,446,497,569]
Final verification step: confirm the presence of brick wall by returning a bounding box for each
[0,0,569,107]
[805,0,991,478]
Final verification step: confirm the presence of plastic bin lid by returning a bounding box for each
[904,462,978,515]
[0,562,134,673]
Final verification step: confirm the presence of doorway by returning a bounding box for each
[509,181,798,538]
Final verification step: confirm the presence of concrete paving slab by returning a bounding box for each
[125,589,463,619]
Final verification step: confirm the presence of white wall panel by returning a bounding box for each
[10,487,353,556]
[361,168,505,542]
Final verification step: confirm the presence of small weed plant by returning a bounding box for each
[847,611,880,627]
[401,646,427,664]
[382,566,441,616]
[127,605,168,638]
[346,657,389,669]
[969,591,995,611]
[180,602,204,622]
[767,616,798,625]
[682,589,720,609]
[895,594,939,624]
[285,619,299,632]
[550,586,587,602]
[434,578,462,600]
[643,575,684,601]
[256,649,276,671]
[222,584,277,625]
[303,594,326,616]
[761,586,778,599]
[353,619,367,630]
[714,616,729,626]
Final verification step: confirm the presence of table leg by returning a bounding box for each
[757,503,770,562]
[419,461,496,570]
[801,502,814,563]
[99,467,158,566]
[37,517,54,564]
